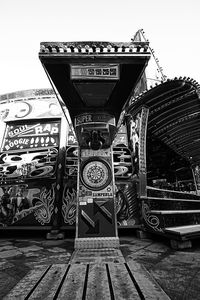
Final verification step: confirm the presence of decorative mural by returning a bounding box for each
[0,148,58,180]
[62,185,77,225]
[115,182,140,226]
[141,201,163,233]
[0,183,55,226]
[0,90,142,229]
[0,90,62,227]
[62,144,78,226]
[62,124,140,228]
[0,120,60,182]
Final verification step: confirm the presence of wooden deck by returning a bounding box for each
[3,249,170,300]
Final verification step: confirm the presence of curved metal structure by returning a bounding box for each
[128,77,200,165]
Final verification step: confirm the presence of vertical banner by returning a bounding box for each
[193,165,200,195]
[126,107,149,197]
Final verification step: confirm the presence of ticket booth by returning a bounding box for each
[39,41,150,248]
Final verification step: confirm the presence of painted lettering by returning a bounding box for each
[43,124,51,132]
[76,114,92,125]
[8,125,27,138]
[35,124,58,135]
[35,126,43,135]
[50,126,58,134]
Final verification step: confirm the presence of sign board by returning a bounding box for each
[2,121,60,151]
[75,113,115,126]
[71,64,119,80]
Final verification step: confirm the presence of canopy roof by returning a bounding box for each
[39,40,150,125]
[127,77,200,166]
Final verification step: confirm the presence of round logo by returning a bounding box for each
[81,158,112,191]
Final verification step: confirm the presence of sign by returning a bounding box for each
[71,64,119,80]
[75,113,115,126]
[3,121,60,151]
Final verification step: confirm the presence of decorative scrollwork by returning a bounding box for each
[62,186,77,225]
[142,201,163,232]
[81,158,112,191]
[34,185,55,225]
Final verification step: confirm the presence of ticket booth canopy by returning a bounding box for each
[39,41,150,125]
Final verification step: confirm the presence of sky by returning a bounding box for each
[0,0,199,95]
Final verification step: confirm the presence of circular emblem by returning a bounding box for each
[81,158,112,191]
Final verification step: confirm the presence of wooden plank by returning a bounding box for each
[127,261,170,300]
[57,264,87,300]
[108,262,140,300]
[86,264,111,300]
[28,264,68,299]
[3,265,50,300]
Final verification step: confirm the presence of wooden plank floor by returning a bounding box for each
[3,250,170,300]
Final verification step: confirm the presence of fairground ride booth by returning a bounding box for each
[39,39,150,248]
[39,37,200,249]
[1,37,200,250]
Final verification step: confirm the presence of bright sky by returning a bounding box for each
[0,0,199,95]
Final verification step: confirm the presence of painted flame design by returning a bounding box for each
[34,185,55,225]
[62,185,77,225]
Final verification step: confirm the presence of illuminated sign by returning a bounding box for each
[71,64,119,80]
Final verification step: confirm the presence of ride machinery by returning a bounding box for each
[39,40,150,248]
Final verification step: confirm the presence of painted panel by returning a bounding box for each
[0,93,63,227]
[194,165,200,195]
[77,148,116,238]
[2,121,60,151]
[0,182,55,226]
[62,124,140,228]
